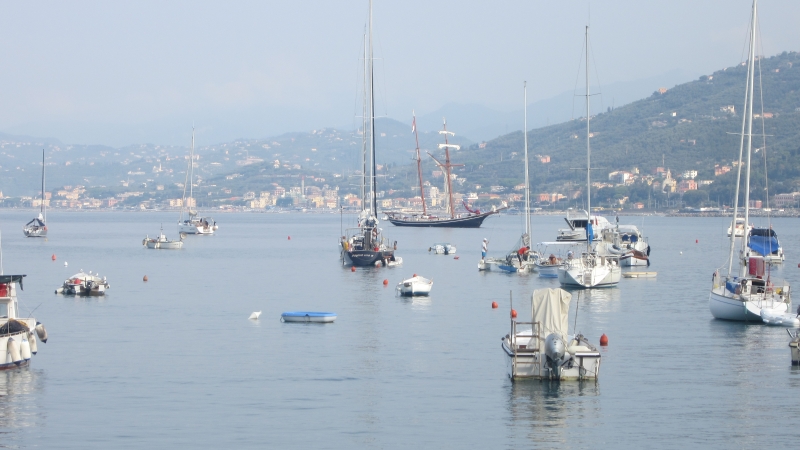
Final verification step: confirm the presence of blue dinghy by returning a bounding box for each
[281,311,337,323]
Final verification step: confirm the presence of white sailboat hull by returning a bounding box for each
[708,285,789,321]
[145,240,183,249]
[557,255,621,288]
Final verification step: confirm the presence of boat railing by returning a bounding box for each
[510,320,540,353]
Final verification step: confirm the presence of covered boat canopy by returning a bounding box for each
[0,275,25,290]
[531,288,571,340]
[748,231,780,256]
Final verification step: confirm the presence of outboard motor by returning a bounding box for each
[544,333,567,377]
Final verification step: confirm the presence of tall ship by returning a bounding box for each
[23,150,48,238]
[340,0,397,267]
[178,128,218,235]
[386,118,505,228]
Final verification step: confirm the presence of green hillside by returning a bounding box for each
[383,51,800,208]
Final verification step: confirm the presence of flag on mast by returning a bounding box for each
[411,112,416,133]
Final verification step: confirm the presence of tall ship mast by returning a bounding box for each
[386,119,506,228]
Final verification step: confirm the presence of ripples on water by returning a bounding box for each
[0,211,798,448]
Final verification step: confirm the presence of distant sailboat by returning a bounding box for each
[178,127,218,235]
[557,26,621,288]
[23,150,47,238]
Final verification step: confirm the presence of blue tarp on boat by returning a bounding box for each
[748,234,780,256]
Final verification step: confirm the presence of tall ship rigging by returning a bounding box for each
[386,118,505,228]
[340,0,397,267]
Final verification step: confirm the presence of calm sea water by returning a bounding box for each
[0,210,798,448]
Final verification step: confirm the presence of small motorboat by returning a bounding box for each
[143,226,184,249]
[55,271,110,296]
[281,311,337,323]
[397,275,433,296]
[429,243,456,255]
[502,288,601,380]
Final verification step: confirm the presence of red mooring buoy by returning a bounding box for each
[288,236,291,240]
[511,309,517,319]
[600,334,609,346]
[491,301,498,309]
[51,254,56,261]
[143,275,148,282]
[696,239,698,243]
[383,279,389,286]
[351,266,356,272]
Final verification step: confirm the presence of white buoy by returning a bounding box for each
[7,338,21,364]
[20,338,31,360]
[28,332,37,355]
[249,311,262,320]
[64,262,68,267]
[35,322,48,343]
[680,251,683,255]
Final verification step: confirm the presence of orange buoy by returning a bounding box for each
[288,236,291,240]
[454,256,459,260]
[143,275,148,282]
[491,301,498,309]
[696,239,698,243]
[382,279,388,286]
[51,254,56,261]
[511,309,517,318]
[600,334,609,346]
[351,266,356,272]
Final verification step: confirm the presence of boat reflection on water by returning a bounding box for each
[563,287,622,317]
[507,380,600,444]
[0,368,44,431]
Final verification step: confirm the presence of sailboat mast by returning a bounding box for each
[413,111,427,215]
[585,25,592,251]
[523,82,530,237]
[40,149,45,220]
[369,0,377,218]
[190,127,195,208]
[361,32,368,206]
[740,0,758,276]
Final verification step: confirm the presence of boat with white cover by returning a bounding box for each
[502,288,601,380]
[0,274,48,370]
[143,226,184,249]
[23,150,48,238]
[396,275,433,296]
[55,271,110,296]
[556,28,620,289]
[281,311,337,323]
[429,243,456,255]
[727,217,752,238]
[709,0,790,321]
[178,128,218,235]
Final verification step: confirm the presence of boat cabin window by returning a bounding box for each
[571,220,588,228]
[0,302,7,319]
[750,228,777,238]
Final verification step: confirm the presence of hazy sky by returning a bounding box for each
[0,0,797,146]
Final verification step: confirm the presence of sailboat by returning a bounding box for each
[557,26,621,289]
[23,150,47,238]
[709,0,790,321]
[479,82,537,273]
[178,128,218,235]
[340,0,398,267]
[386,118,505,228]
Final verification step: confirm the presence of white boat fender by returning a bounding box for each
[7,338,21,364]
[35,322,48,343]
[28,331,38,355]
[20,337,31,360]
[55,287,64,294]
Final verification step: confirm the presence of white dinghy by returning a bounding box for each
[502,288,600,380]
[397,275,433,296]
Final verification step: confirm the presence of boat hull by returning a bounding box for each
[708,286,788,321]
[387,210,499,228]
[281,312,336,323]
[502,339,600,380]
[557,265,620,288]
[145,241,183,249]
[23,227,47,238]
[397,277,433,296]
[343,249,395,267]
